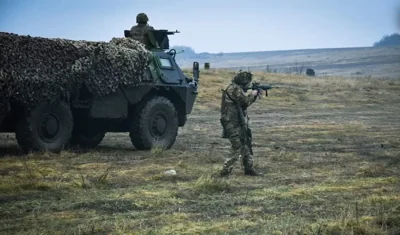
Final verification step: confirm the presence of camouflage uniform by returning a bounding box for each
[220,71,262,176]
[130,13,154,44]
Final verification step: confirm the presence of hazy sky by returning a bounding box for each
[1,0,399,53]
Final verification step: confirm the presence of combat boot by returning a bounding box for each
[242,158,262,176]
[220,168,231,177]
[244,168,263,176]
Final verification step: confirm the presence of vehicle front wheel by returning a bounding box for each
[15,101,73,153]
[130,96,178,150]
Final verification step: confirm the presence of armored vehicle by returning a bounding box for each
[0,29,200,153]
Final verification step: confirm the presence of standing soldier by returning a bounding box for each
[130,13,154,44]
[220,71,263,177]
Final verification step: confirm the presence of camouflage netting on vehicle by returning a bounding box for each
[69,37,153,97]
[0,32,152,116]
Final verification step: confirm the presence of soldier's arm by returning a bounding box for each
[229,85,257,107]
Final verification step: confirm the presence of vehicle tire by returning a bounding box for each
[70,130,105,149]
[130,96,178,150]
[15,101,73,153]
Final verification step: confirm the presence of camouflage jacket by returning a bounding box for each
[220,82,257,124]
[130,24,154,44]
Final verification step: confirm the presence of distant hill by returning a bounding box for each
[173,46,400,79]
[170,45,223,59]
[171,34,400,78]
[170,46,197,59]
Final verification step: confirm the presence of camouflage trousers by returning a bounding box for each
[221,121,254,174]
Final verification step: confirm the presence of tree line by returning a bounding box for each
[373,33,400,47]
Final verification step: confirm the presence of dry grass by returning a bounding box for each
[0,69,399,234]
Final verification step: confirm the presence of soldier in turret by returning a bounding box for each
[130,13,154,44]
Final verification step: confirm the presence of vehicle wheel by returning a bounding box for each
[70,130,105,149]
[130,96,178,150]
[15,101,73,153]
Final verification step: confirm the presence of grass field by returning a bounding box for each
[0,69,399,234]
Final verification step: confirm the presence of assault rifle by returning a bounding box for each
[243,82,277,98]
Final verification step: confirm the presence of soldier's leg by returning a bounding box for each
[241,144,254,170]
[220,135,242,176]
[242,147,262,176]
[240,128,262,176]
[220,123,242,176]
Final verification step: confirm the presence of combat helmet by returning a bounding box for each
[233,70,252,86]
[136,13,149,24]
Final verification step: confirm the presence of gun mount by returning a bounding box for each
[124,29,180,50]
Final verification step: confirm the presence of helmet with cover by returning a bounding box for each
[233,70,252,87]
[136,13,149,24]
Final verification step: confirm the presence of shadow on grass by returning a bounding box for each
[0,146,24,157]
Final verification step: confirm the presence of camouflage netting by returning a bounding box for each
[0,32,152,122]
[69,37,153,96]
